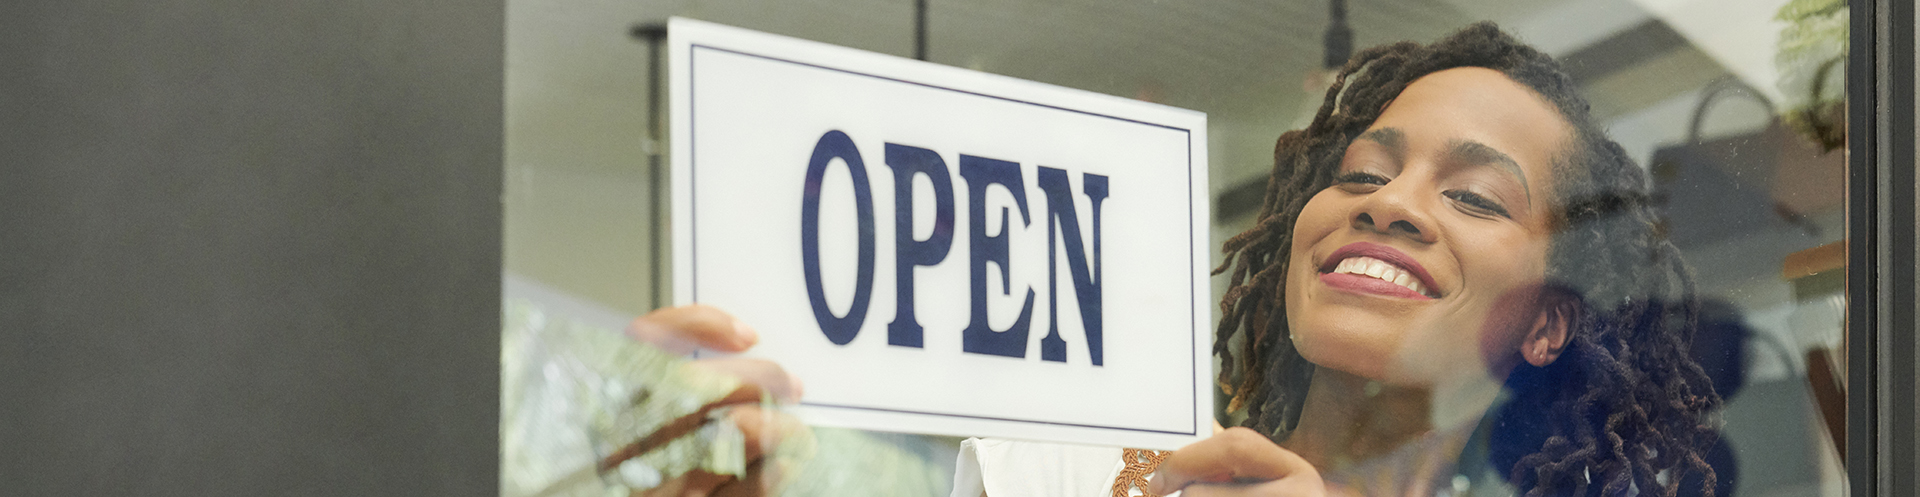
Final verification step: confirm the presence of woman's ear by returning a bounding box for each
[1522,294,1577,367]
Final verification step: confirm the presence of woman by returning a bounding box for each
[626,22,1722,497]
[1148,23,1721,497]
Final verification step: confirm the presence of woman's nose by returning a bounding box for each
[1351,181,1438,243]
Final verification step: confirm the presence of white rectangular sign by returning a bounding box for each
[669,18,1210,450]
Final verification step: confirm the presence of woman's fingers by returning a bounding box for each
[620,305,804,497]
[1147,428,1318,495]
[725,406,807,461]
[629,304,758,355]
[687,358,804,403]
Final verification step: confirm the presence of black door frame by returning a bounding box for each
[1847,0,1916,494]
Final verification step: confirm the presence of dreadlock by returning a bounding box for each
[1212,23,1723,497]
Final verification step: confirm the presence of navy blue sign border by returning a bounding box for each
[688,42,1199,437]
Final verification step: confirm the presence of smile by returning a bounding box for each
[1317,242,1440,300]
[1330,257,1432,297]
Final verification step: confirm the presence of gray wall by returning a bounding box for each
[0,0,502,494]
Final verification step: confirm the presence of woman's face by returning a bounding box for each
[1285,67,1573,386]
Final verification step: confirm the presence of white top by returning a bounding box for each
[951,438,1179,497]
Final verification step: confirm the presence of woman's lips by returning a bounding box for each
[1317,242,1440,300]
[1319,272,1433,300]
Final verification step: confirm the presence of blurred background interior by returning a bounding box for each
[501,1,1851,495]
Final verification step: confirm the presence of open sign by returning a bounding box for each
[797,130,1112,366]
[670,18,1210,450]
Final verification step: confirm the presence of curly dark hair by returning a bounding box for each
[1212,23,1723,497]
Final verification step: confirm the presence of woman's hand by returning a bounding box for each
[625,304,807,497]
[1147,427,1327,497]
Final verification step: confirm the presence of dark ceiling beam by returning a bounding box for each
[1558,19,1691,87]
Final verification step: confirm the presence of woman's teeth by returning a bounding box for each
[1332,256,1432,297]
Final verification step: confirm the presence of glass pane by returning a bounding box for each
[502,1,1851,495]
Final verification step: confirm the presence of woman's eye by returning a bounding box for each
[1335,171,1389,187]
[1446,190,1511,218]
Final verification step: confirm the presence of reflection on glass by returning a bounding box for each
[502,1,1852,495]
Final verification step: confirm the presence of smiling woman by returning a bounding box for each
[1287,67,1572,387]
[1195,23,1721,496]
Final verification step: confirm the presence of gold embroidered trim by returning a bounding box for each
[1112,448,1173,497]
